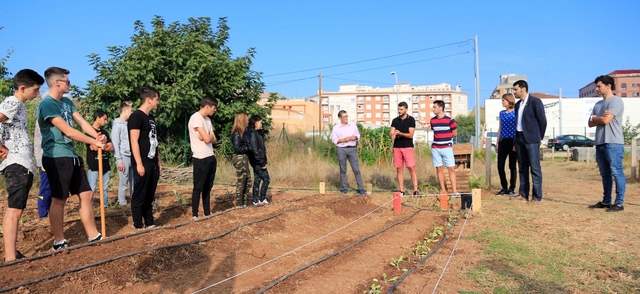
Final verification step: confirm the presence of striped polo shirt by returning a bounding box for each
[430,115,457,149]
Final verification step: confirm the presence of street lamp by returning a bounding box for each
[390,71,399,106]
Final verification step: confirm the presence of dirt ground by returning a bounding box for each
[0,159,639,293]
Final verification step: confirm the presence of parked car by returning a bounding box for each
[547,134,594,151]
[483,131,498,149]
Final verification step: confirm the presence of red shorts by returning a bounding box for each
[393,147,416,168]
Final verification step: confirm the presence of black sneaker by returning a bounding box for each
[15,250,26,260]
[607,205,624,212]
[507,189,515,196]
[496,189,508,196]
[398,191,406,196]
[89,233,103,243]
[588,201,612,209]
[413,191,419,196]
[52,239,69,251]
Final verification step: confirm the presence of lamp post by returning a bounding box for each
[390,71,399,106]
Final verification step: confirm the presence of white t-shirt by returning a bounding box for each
[188,112,214,159]
[0,96,35,174]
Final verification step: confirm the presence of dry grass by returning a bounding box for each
[214,138,490,193]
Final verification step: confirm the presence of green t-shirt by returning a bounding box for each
[36,95,79,158]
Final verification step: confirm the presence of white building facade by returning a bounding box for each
[484,97,640,141]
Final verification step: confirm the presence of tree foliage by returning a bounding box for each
[621,116,640,145]
[0,26,12,97]
[454,113,482,144]
[83,16,273,162]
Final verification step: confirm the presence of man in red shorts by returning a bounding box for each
[390,102,418,196]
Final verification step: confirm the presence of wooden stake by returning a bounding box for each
[98,148,106,238]
[319,182,325,195]
[472,188,482,212]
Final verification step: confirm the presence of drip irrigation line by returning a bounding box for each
[429,207,471,294]
[193,197,395,294]
[542,196,638,207]
[386,211,464,293]
[0,193,328,269]
[255,208,423,294]
[0,187,289,236]
[0,194,358,292]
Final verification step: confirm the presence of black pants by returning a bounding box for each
[192,156,217,217]
[131,161,159,229]
[252,165,271,203]
[497,137,517,190]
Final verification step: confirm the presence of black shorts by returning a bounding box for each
[42,157,91,199]
[3,164,34,209]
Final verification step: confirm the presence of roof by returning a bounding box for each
[530,92,559,98]
[608,69,640,75]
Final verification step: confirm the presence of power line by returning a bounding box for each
[323,76,394,86]
[265,51,471,88]
[263,39,473,77]
[324,51,471,77]
[265,75,317,87]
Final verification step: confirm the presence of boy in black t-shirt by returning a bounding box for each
[128,86,162,229]
[86,110,114,207]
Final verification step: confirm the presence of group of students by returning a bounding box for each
[0,66,270,263]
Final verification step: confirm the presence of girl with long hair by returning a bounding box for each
[231,112,251,207]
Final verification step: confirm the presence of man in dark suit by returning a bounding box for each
[513,80,547,203]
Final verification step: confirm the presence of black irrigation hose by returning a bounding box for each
[0,202,191,238]
[256,208,424,294]
[0,188,291,236]
[0,194,359,292]
[0,192,323,268]
[386,211,463,293]
[542,196,639,207]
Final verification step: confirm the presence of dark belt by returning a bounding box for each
[516,131,524,136]
[339,146,356,148]
[499,137,514,142]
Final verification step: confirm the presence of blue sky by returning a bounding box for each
[2,0,639,110]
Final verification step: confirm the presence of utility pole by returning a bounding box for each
[318,71,323,134]
[558,88,563,136]
[474,35,481,148]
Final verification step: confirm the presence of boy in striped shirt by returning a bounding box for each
[430,100,458,195]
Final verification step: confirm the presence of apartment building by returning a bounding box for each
[489,73,527,99]
[579,69,640,98]
[310,82,468,128]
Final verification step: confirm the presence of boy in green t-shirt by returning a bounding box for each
[36,67,106,251]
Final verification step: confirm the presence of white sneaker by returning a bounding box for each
[262,199,269,205]
[252,202,260,206]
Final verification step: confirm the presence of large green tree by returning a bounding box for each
[83,16,274,163]
[0,25,12,97]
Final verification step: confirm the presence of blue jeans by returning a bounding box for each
[515,134,543,200]
[88,170,111,206]
[595,144,626,206]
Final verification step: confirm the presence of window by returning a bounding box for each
[375,104,381,109]
[366,96,371,101]
[634,92,639,97]
[351,98,355,103]
[632,83,637,87]
[375,96,381,101]
[621,83,627,90]
[621,93,627,97]
[420,104,426,109]
[366,105,371,110]
[375,113,381,118]
[413,96,419,102]
[429,95,434,100]
[357,105,364,110]
[366,113,371,118]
